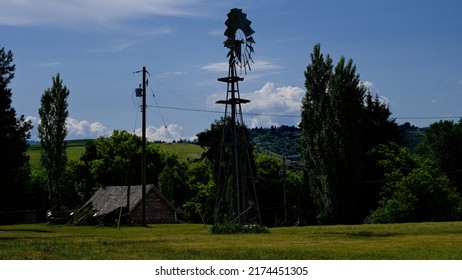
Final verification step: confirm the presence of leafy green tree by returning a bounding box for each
[370,143,461,223]
[182,159,215,223]
[254,154,282,226]
[76,131,144,200]
[38,73,69,209]
[415,120,462,193]
[158,154,189,207]
[359,93,404,217]
[0,47,33,211]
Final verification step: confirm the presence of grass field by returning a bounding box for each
[1,222,462,260]
[27,141,203,169]
[157,142,203,161]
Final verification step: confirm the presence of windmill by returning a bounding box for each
[214,8,261,226]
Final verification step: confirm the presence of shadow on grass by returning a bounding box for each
[0,228,53,233]
[319,231,398,238]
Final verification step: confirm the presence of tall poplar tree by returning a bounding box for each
[38,73,69,209]
[301,44,367,224]
[301,44,401,224]
[0,47,32,211]
[300,44,335,223]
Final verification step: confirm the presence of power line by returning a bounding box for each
[395,116,462,120]
[149,105,298,118]
[148,105,462,121]
[148,105,223,114]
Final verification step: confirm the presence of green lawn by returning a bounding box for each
[1,222,462,259]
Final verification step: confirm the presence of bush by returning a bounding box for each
[211,223,269,234]
[371,160,462,223]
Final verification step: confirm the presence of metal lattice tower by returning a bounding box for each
[214,8,261,226]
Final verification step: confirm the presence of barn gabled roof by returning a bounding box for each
[83,184,180,217]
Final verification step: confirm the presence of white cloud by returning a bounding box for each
[25,116,38,126]
[27,116,110,140]
[361,80,374,90]
[243,82,304,114]
[66,117,111,139]
[0,0,210,26]
[209,82,303,128]
[250,115,279,129]
[134,123,187,142]
[361,80,390,106]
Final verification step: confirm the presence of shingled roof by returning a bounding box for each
[83,184,179,218]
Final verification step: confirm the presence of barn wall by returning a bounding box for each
[131,190,176,224]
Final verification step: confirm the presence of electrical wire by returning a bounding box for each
[149,84,173,140]
[151,75,213,121]
[148,105,462,121]
[135,71,462,130]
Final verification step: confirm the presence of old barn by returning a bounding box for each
[75,184,181,225]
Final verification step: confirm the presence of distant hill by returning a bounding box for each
[250,125,301,157]
[399,122,425,151]
[27,124,424,169]
[249,123,425,157]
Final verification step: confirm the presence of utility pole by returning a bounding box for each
[282,155,287,224]
[141,66,147,226]
[134,66,148,226]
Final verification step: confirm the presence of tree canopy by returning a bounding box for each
[0,47,32,211]
[38,73,70,209]
[370,143,461,223]
[416,120,462,194]
[301,44,402,224]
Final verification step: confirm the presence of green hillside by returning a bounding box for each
[157,142,204,161]
[27,140,204,169]
[28,141,87,169]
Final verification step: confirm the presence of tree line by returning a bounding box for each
[1,44,462,226]
[301,44,462,224]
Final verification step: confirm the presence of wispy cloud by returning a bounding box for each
[88,26,173,53]
[161,71,187,76]
[452,75,462,86]
[39,61,61,68]
[0,0,211,27]
[202,60,283,74]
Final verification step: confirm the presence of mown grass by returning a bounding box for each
[28,146,85,169]
[27,141,203,169]
[1,222,462,260]
[156,142,203,161]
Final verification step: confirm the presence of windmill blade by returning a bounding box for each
[223,8,256,73]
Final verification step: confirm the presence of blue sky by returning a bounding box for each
[2,0,462,141]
